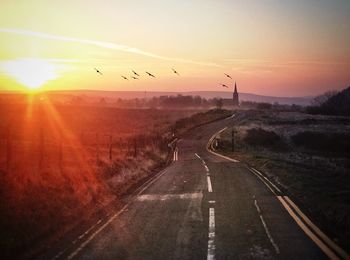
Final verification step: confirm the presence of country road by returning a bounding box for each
[43,116,348,260]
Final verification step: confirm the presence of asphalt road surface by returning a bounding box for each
[45,116,348,260]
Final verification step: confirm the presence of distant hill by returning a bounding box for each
[45,90,313,106]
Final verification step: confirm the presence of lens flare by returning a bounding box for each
[0,58,59,89]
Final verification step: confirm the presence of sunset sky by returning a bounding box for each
[0,0,349,96]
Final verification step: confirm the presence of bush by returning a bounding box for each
[257,103,272,110]
[291,131,350,158]
[244,128,284,149]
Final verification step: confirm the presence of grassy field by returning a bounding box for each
[216,110,350,250]
[0,95,230,257]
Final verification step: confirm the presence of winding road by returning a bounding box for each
[44,116,349,260]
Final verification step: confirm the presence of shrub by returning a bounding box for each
[244,128,284,149]
[291,131,350,158]
[257,102,272,110]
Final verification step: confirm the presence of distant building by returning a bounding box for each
[233,82,239,106]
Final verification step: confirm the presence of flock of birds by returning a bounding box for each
[94,67,233,89]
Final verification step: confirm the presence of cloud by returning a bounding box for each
[0,28,222,68]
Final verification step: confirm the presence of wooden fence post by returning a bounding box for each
[109,135,113,162]
[38,127,44,170]
[59,131,63,173]
[133,138,137,157]
[6,125,12,173]
[96,133,99,164]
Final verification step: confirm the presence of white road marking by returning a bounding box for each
[53,249,66,259]
[195,153,201,159]
[225,114,236,120]
[277,196,339,260]
[207,176,213,193]
[207,207,216,260]
[209,200,215,204]
[77,221,100,240]
[204,165,209,172]
[254,199,280,254]
[67,204,128,259]
[136,192,202,201]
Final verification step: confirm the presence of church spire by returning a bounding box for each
[233,82,239,106]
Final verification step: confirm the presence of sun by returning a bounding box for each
[0,58,58,90]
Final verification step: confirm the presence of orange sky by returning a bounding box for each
[0,0,349,96]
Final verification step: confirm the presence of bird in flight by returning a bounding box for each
[94,68,103,75]
[131,76,139,80]
[132,70,140,77]
[172,68,179,76]
[121,76,128,80]
[146,71,156,78]
[220,84,229,88]
[224,73,232,79]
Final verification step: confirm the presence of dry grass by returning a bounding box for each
[0,100,197,257]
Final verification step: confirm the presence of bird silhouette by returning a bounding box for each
[132,70,140,77]
[172,68,179,76]
[224,73,232,79]
[220,84,229,88]
[146,71,156,78]
[121,76,128,80]
[131,76,139,80]
[94,68,103,75]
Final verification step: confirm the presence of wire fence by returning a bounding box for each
[0,126,170,175]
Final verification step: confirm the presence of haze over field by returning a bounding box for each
[0,0,349,96]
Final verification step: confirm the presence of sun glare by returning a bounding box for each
[0,58,58,90]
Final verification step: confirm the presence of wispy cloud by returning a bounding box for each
[0,28,222,68]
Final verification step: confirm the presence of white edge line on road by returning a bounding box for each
[207,176,213,193]
[284,196,349,259]
[66,167,170,259]
[204,165,209,172]
[195,153,201,159]
[67,204,128,260]
[277,196,339,260]
[254,199,280,254]
[207,207,216,260]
